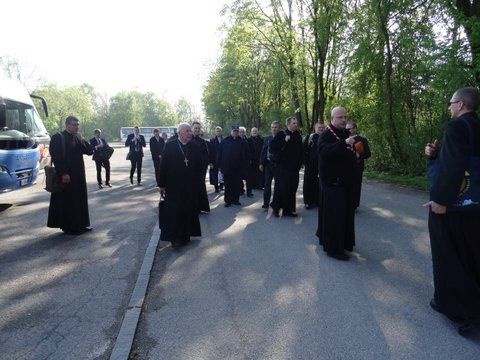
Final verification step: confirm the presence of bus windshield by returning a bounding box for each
[2,99,48,138]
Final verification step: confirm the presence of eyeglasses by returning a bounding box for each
[448,100,461,106]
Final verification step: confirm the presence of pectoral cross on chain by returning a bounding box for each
[184,158,189,167]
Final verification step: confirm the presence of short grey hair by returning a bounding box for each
[454,87,480,111]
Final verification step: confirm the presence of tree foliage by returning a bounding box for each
[203,0,480,175]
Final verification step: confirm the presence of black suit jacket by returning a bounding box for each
[90,137,108,161]
[125,133,146,157]
[149,136,165,159]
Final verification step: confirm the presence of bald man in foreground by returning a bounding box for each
[316,106,357,261]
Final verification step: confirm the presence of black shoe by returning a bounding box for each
[458,321,480,336]
[240,190,245,195]
[219,184,224,190]
[233,201,242,205]
[98,184,103,189]
[283,212,298,217]
[224,203,232,208]
[272,209,280,217]
[247,193,254,198]
[106,183,112,188]
[261,204,269,210]
[327,252,350,261]
[130,178,133,184]
[63,227,92,235]
[137,182,142,186]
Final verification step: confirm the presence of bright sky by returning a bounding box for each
[1,0,228,116]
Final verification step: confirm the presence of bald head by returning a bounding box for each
[331,106,348,129]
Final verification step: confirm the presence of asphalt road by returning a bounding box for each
[0,144,160,359]
[132,179,480,359]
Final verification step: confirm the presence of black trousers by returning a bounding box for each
[263,163,274,207]
[152,157,160,186]
[271,166,299,214]
[95,159,110,185]
[428,211,480,322]
[130,156,143,183]
[224,171,242,204]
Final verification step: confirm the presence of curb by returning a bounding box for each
[109,222,167,360]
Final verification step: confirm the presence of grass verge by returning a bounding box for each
[364,171,429,191]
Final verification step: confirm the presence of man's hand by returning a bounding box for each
[285,135,291,142]
[423,200,446,214]
[61,174,70,184]
[160,187,166,198]
[425,140,438,157]
[259,164,264,172]
[345,136,356,145]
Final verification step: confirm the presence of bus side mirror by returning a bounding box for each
[30,94,49,118]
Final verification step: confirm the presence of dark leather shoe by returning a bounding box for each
[283,212,298,217]
[224,203,232,208]
[247,193,254,198]
[233,201,242,205]
[98,184,103,189]
[327,252,350,261]
[272,209,280,217]
[261,204,269,210]
[130,178,133,184]
[137,182,143,186]
[106,183,112,188]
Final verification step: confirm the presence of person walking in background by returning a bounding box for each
[90,129,112,189]
[209,126,224,193]
[246,127,264,196]
[424,87,480,336]
[218,125,249,207]
[191,121,212,212]
[346,120,371,209]
[303,122,325,209]
[316,107,356,261]
[150,128,165,187]
[48,116,93,235]
[269,117,303,217]
[125,126,146,185]
[259,121,280,210]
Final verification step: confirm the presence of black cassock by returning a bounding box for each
[428,111,480,323]
[217,135,249,204]
[191,135,211,212]
[159,140,202,245]
[247,136,264,191]
[269,129,303,214]
[316,125,356,255]
[303,133,320,207]
[352,135,371,209]
[47,131,93,232]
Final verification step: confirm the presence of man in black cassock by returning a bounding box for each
[246,127,264,196]
[149,128,165,187]
[217,125,249,207]
[346,121,371,209]
[159,123,202,248]
[424,87,480,336]
[209,126,224,192]
[48,116,93,235]
[191,121,211,212]
[303,122,325,209]
[316,107,357,261]
[269,116,303,217]
[259,121,281,210]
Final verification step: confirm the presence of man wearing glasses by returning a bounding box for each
[424,87,480,336]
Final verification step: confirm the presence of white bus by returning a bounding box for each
[120,126,176,143]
